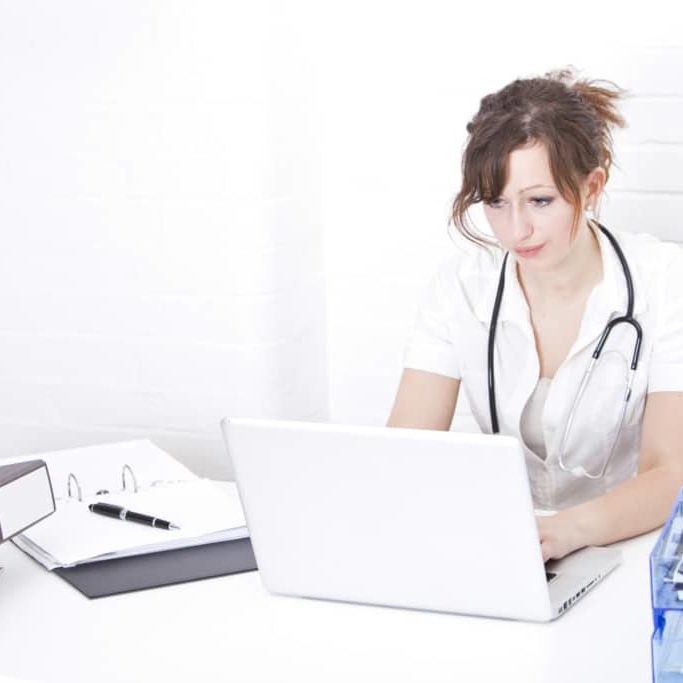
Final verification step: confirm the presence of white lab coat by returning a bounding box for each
[403,226,683,509]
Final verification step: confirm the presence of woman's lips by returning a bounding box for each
[515,243,545,257]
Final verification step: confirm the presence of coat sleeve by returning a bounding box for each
[402,256,464,380]
[648,245,683,393]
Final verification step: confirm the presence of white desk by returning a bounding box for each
[0,530,656,683]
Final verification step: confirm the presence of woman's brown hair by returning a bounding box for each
[451,68,627,247]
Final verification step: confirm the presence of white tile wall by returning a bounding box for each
[0,2,327,477]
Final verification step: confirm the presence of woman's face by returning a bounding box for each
[482,141,590,271]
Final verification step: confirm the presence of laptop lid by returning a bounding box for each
[223,418,558,621]
[222,418,557,621]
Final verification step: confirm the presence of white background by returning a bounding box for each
[0,1,681,478]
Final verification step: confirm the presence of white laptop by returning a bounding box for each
[221,418,622,622]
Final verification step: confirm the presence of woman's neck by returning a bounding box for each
[516,220,603,306]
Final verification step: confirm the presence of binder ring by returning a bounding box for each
[122,464,138,492]
[67,472,82,502]
[63,465,139,502]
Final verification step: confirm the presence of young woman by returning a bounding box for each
[388,69,683,562]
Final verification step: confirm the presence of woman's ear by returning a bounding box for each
[584,167,607,210]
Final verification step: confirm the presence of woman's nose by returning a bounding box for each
[510,205,533,242]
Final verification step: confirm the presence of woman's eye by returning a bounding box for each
[531,196,553,207]
[486,198,504,209]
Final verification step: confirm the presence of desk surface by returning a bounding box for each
[0,528,656,683]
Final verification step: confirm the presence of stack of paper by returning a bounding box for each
[8,440,247,570]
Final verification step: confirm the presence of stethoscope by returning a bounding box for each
[487,220,643,479]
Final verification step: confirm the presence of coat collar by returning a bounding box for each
[471,224,646,338]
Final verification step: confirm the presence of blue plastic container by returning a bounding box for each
[651,488,683,682]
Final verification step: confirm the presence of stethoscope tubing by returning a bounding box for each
[487,251,509,435]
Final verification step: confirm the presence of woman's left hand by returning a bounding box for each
[536,512,584,562]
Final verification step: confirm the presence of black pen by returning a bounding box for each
[88,502,180,530]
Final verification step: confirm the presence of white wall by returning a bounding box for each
[0,1,681,475]
[0,1,327,478]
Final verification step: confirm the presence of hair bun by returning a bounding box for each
[546,67,627,132]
